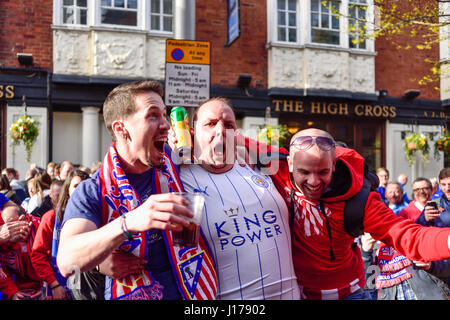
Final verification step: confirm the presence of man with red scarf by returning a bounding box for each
[267,128,450,300]
[57,81,217,300]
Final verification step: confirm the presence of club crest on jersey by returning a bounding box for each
[223,207,239,218]
[178,251,205,299]
[251,175,269,189]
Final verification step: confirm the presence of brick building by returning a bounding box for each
[0,0,448,183]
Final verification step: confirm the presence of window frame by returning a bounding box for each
[310,0,341,46]
[275,0,300,44]
[98,0,140,28]
[53,0,175,35]
[149,0,174,34]
[348,0,369,50]
[267,0,374,52]
[60,0,89,26]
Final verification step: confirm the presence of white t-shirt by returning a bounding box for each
[180,162,300,300]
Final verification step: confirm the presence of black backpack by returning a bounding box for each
[343,163,379,238]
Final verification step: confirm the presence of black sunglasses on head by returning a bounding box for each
[290,135,336,151]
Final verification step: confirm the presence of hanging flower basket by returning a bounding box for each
[403,132,429,166]
[434,129,450,160]
[257,124,291,148]
[9,114,40,162]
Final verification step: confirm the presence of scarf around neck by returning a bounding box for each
[97,143,217,300]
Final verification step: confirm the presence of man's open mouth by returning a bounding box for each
[213,143,226,157]
[153,137,167,153]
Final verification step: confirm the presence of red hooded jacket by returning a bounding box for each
[237,134,450,299]
[274,146,450,299]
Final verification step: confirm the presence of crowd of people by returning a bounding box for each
[0,80,449,300]
[0,162,100,299]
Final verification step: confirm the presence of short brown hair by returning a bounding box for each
[438,167,450,181]
[103,81,164,139]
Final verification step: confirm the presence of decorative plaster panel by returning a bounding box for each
[93,31,146,78]
[146,37,166,80]
[53,30,90,75]
[306,49,349,91]
[349,55,375,93]
[268,45,375,94]
[268,47,303,88]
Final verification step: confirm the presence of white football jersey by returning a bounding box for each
[180,161,300,300]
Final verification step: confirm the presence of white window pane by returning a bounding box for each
[152,0,160,13]
[311,13,319,27]
[349,35,356,48]
[163,16,172,31]
[63,8,74,23]
[288,0,296,11]
[321,14,329,28]
[288,28,297,42]
[101,0,111,6]
[332,16,339,29]
[77,0,87,7]
[311,0,319,12]
[322,1,329,14]
[80,9,87,24]
[288,12,296,27]
[278,11,286,26]
[101,8,137,26]
[128,0,138,9]
[349,6,356,18]
[114,0,125,8]
[331,1,339,12]
[278,0,286,10]
[163,0,172,14]
[359,6,366,19]
[64,0,74,5]
[278,27,286,41]
[312,29,339,44]
[151,14,160,29]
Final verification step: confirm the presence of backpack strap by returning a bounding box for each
[343,164,379,238]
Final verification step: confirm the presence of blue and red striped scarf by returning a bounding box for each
[98,143,217,300]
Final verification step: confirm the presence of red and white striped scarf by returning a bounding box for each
[98,143,217,300]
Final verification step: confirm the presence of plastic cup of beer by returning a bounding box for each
[171,192,205,247]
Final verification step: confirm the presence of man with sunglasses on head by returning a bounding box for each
[266,128,450,300]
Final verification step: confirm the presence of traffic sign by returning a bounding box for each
[165,39,211,107]
[166,39,210,64]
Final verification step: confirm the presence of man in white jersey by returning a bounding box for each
[178,97,300,300]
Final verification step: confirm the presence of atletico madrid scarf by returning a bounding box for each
[98,143,217,300]
[375,243,412,289]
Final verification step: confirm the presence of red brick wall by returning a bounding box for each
[196,0,267,89]
[0,0,53,70]
[375,0,440,100]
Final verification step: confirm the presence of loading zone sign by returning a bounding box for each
[165,39,211,107]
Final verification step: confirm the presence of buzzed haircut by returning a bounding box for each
[192,97,235,123]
